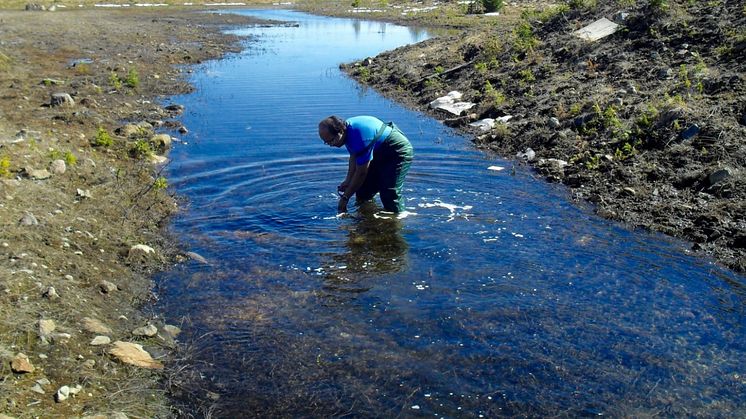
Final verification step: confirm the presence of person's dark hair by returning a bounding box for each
[320,115,347,135]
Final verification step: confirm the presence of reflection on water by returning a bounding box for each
[157,9,746,417]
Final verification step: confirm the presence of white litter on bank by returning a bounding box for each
[573,17,620,41]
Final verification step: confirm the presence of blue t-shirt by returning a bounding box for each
[344,116,392,165]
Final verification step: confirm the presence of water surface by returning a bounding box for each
[157,9,746,417]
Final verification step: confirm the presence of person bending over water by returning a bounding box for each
[318,115,413,214]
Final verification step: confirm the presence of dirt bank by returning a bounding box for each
[0,7,265,417]
[331,0,745,273]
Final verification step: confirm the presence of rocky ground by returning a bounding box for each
[325,0,745,273]
[0,6,267,417]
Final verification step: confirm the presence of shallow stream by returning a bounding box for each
[157,9,745,416]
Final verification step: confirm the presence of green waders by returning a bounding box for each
[355,123,413,213]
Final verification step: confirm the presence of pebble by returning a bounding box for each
[43,286,60,300]
[516,147,536,161]
[127,244,155,262]
[30,384,45,395]
[548,117,561,129]
[132,324,158,337]
[99,280,118,294]
[82,317,113,335]
[39,319,56,337]
[55,386,70,402]
[163,324,181,337]
[19,212,39,226]
[90,335,111,346]
[49,159,66,175]
[10,353,35,373]
[76,188,93,199]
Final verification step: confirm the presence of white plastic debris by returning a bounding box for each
[573,17,620,41]
[429,91,475,115]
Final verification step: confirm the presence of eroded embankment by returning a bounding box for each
[0,8,262,417]
[339,1,745,273]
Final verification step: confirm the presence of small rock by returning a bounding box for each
[51,332,72,343]
[99,280,118,294]
[626,81,638,94]
[36,378,51,386]
[128,244,155,262]
[82,359,96,369]
[49,159,66,175]
[178,126,189,135]
[39,319,56,337]
[43,286,59,300]
[90,335,111,346]
[108,341,163,369]
[185,251,209,265]
[165,104,184,114]
[82,317,113,335]
[132,324,158,337]
[50,93,75,107]
[516,148,536,162]
[76,188,92,199]
[548,117,561,129]
[55,385,70,402]
[150,133,172,149]
[41,78,65,86]
[30,383,45,394]
[148,155,168,165]
[622,187,637,196]
[10,353,35,373]
[706,168,731,187]
[658,67,673,80]
[19,212,39,226]
[163,324,181,337]
[26,168,51,180]
[25,3,47,11]
[361,57,373,66]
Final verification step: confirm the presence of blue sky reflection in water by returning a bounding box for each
[157,9,746,417]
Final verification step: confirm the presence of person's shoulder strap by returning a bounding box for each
[354,122,392,158]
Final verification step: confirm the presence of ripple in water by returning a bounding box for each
[157,9,746,417]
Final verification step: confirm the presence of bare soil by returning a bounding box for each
[333,0,746,273]
[0,7,263,417]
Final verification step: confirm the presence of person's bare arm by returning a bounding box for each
[338,160,370,213]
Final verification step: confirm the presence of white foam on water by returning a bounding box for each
[373,210,417,219]
[418,200,473,222]
[487,165,504,171]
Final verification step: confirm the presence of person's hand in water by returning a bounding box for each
[337,194,350,214]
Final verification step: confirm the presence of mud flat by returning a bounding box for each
[0,7,265,417]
